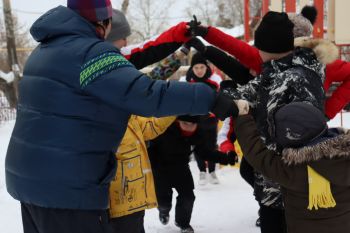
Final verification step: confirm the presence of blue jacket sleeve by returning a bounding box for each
[84,65,216,117]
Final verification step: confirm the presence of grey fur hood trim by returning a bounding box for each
[294,37,339,65]
[282,129,350,165]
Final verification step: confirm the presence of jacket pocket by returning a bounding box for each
[121,155,147,206]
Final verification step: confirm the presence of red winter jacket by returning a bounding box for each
[121,22,190,70]
[205,27,350,119]
[324,60,350,119]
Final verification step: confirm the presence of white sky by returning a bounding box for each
[0,0,189,31]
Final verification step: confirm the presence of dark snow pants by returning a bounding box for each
[194,117,218,173]
[21,203,113,233]
[109,210,145,233]
[240,157,255,188]
[194,153,216,173]
[259,205,287,233]
[153,165,195,228]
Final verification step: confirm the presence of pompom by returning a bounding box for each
[301,5,318,25]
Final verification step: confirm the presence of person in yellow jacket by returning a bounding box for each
[109,115,176,233]
[106,11,191,232]
[107,52,186,232]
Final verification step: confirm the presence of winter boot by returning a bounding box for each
[159,212,169,225]
[209,171,219,184]
[255,208,261,227]
[255,217,261,227]
[175,222,194,233]
[198,172,207,185]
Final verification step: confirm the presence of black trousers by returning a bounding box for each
[194,153,216,173]
[21,203,113,233]
[259,205,287,233]
[195,116,218,173]
[109,211,145,233]
[153,165,196,228]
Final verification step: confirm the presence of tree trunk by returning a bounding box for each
[121,0,130,14]
[2,0,20,108]
[0,80,17,108]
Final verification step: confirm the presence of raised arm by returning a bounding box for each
[82,47,238,119]
[204,26,263,74]
[121,22,190,69]
[136,116,176,141]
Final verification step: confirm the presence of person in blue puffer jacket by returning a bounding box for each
[4,1,238,233]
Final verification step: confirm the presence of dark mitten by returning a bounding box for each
[226,151,239,165]
[220,80,238,90]
[187,15,209,37]
[185,37,206,53]
[213,150,237,165]
[211,92,239,120]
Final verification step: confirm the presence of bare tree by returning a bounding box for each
[185,0,216,26]
[216,1,235,27]
[185,0,262,42]
[215,0,262,27]
[124,0,173,43]
[1,0,31,108]
[121,0,130,14]
[185,0,244,27]
[111,0,130,15]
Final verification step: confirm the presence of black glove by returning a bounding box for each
[215,150,237,165]
[187,15,209,37]
[211,92,239,121]
[220,80,238,90]
[185,37,207,53]
[227,151,239,165]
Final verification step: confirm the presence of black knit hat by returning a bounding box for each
[254,11,294,53]
[190,52,208,67]
[274,102,327,148]
[301,5,318,25]
[177,115,200,123]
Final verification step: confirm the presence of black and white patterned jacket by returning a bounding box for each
[224,47,326,208]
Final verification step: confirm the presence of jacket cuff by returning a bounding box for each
[173,22,191,42]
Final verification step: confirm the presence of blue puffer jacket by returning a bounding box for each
[5,6,215,210]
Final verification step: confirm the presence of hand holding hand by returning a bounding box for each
[211,92,239,121]
[234,99,250,115]
[226,151,239,165]
[187,15,209,37]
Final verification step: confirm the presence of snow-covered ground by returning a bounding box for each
[1,112,349,233]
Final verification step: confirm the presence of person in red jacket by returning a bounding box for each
[324,60,350,118]
[180,53,222,185]
[189,7,350,120]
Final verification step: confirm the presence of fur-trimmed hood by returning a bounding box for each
[282,128,350,165]
[294,37,339,65]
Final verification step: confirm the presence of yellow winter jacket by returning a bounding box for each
[109,115,176,218]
